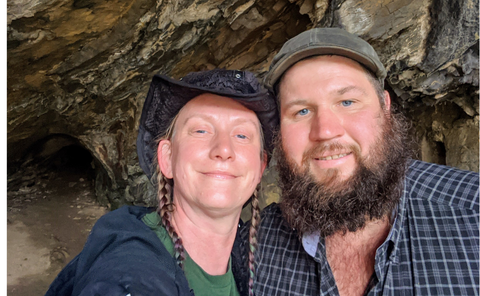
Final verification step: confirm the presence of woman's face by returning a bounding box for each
[158,93,266,217]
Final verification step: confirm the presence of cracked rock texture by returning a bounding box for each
[8,0,479,208]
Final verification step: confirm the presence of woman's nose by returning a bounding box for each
[209,133,235,161]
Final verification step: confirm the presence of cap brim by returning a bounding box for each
[265,46,382,90]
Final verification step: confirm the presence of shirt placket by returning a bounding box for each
[314,237,341,296]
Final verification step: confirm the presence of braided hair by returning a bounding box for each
[156,172,186,268]
[248,184,261,296]
[154,114,186,268]
[248,126,266,295]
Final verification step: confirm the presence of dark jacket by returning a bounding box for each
[45,206,248,296]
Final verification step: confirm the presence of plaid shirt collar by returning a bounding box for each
[301,190,408,289]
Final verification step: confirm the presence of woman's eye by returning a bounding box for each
[297,108,309,116]
[236,134,247,139]
[341,100,353,107]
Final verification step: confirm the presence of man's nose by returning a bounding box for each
[309,109,345,142]
[209,132,235,161]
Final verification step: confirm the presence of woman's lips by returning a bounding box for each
[202,171,237,179]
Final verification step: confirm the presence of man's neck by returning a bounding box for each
[325,216,391,296]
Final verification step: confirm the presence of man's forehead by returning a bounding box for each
[278,55,380,99]
[284,55,366,76]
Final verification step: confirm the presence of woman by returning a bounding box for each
[45,69,278,296]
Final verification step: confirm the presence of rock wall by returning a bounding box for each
[8,0,479,208]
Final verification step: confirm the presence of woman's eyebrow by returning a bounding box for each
[183,114,258,127]
[182,113,213,125]
[231,117,258,126]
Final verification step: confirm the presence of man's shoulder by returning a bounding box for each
[257,203,301,241]
[259,203,292,229]
[407,159,479,179]
[253,204,319,296]
[260,202,283,219]
[405,160,479,211]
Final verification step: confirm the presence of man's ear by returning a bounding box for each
[383,90,391,113]
[157,140,173,179]
[258,151,268,183]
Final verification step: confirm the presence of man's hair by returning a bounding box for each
[362,66,386,108]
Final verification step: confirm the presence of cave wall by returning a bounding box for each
[8,0,479,208]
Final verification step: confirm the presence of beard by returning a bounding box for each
[277,110,413,237]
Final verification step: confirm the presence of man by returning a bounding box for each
[242,27,479,295]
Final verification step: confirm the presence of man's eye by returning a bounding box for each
[341,100,353,107]
[194,130,207,134]
[297,108,309,116]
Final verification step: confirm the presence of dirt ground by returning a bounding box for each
[7,168,108,296]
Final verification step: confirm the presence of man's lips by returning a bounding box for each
[314,152,352,161]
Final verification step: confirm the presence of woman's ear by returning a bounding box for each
[157,140,173,179]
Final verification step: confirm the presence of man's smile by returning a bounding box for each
[315,152,351,161]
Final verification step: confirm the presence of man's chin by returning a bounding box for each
[308,167,355,189]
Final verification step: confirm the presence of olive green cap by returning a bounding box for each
[265,27,387,91]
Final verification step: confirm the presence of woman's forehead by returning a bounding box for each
[176,93,260,125]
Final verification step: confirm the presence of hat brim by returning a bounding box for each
[137,74,278,180]
[265,46,384,91]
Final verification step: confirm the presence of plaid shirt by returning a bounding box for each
[243,160,479,295]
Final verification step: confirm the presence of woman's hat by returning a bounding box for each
[137,69,279,180]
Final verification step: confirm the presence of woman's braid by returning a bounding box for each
[157,173,185,268]
[248,184,261,296]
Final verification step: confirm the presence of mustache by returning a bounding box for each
[301,141,361,168]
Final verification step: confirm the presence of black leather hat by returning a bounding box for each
[137,69,279,180]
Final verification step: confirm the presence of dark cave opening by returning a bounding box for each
[47,144,95,175]
[7,135,98,192]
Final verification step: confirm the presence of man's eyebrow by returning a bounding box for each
[283,99,309,109]
[337,85,367,96]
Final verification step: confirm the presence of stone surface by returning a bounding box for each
[8,0,479,208]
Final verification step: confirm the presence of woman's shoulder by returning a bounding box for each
[46,205,194,296]
[95,205,153,226]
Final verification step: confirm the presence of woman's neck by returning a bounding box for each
[171,202,240,275]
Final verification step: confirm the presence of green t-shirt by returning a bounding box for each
[142,212,240,296]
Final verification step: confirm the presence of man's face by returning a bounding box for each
[279,55,390,184]
[276,55,412,236]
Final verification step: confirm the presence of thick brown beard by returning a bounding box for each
[277,110,413,237]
